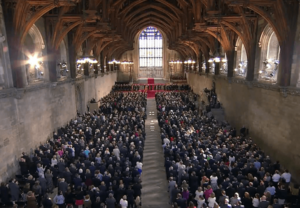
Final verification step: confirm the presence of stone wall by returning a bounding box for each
[187,73,300,182]
[0,73,116,181]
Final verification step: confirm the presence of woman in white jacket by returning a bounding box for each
[120,195,128,208]
[207,193,216,208]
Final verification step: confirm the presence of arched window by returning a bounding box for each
[258,24,280,83]
[139,27,162,68]
[234,37,248,77]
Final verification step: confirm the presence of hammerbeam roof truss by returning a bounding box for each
[3,0,298,60]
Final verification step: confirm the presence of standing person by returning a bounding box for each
[27,191,38,208]
[168,177,176,204]
[75,187,84,208]
[252,193,260,208]
[210,173,218,191]
[135,196,141,208]
[83,195,92,208]
[45,169,54,193]
[120,195,128,208]
[32,181,42,207]
[9,179,20,203]
[42,194,53,208]
[208,193,216,208]
[0,182,10,206]
[106,193,117,208]
[242,192,252,208]
[54,191,65,208]
[204,185,213,200]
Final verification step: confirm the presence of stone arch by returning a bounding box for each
[56,39,69,78]
[23,24,46,83]
[234,37,247,77]
[131,26,171,80]
[27,24,45,52]
[258,24,280,82]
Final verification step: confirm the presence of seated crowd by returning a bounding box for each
[112,84,191,92]
[156,91,298,208]
[7,92,146,208]
[112,84,133,91]
[171,76,186,81]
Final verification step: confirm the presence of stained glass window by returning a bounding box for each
[139,26,163,67]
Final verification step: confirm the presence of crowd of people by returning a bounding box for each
[112,84,133,91]
[2,84,299,208]
[170,76,186,81]
[156,91,298,208]
[7,91,146,208]
[112,84,191,92]
[203,88,220,111]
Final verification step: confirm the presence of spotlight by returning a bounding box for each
[28,55,39,67]
[214,57,220,63]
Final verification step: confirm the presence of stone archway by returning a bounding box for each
[258,24,280,82]
[234,37,248,77]
[137,26,164,78]
[23,24,46,83]
[27,24,45,51]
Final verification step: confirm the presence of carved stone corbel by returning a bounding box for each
[15,89,24,99]
[246,81,253,89]
[279,87,288,98]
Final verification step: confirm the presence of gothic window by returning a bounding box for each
[258,24,280,83]
[234,37,248,77]
[139,27,162,68]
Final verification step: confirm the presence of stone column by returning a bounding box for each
[2,7,26,88]
[215,62,220,75]
[277,1,299,86]
[100,52,104,73]
[46,47,58,82]
[245,19,260,82]
[68,32,77,79]
[83,62,89,76]
[0,3,13,89]
[226,49,235,78]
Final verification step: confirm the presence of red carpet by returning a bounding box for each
[147,78,154,84]
[147,90,156,98]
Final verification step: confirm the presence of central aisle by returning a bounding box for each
[142,98,169,208]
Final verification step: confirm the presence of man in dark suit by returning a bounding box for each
[175,194,187,208]
[246,182,257,197]
[258,195,269,208]
[106,193,116,208]
[58,178,68,194]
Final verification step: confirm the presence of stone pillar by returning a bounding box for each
[2,7,26,88]
[68,32,77,79]
[47,47,58,82]
[226,49,235,78]
[83,62,89,76]
[215,62,220,75]
[205,59,209,74]
[246,20,259,82]
[277,1,299,86]
[199,55,203,73]
[100,52,104,73]
[0,3,13,89]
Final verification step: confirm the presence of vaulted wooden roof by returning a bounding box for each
[2,0,299,85]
